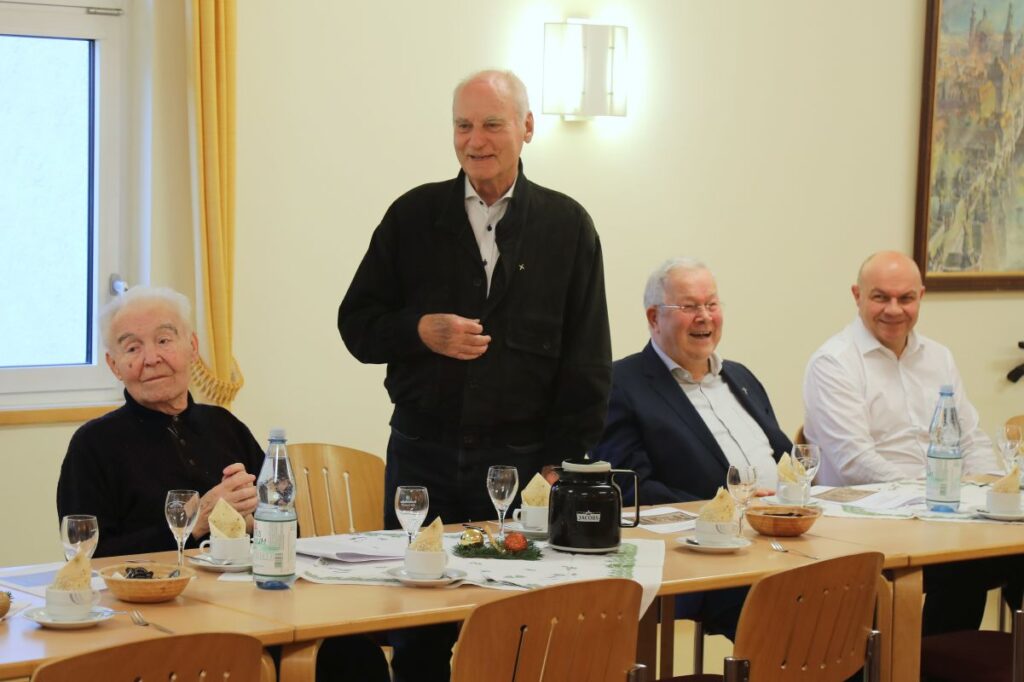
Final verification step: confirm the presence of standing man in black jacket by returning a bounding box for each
[338,69,611,681]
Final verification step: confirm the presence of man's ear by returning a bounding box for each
[105,352,120,380]
[523,111,534,143]
[189,332,199,360]
[850,285,860,304]
[645,306,659,330]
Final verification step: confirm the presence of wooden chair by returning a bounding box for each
[920,609,1024,682]
[30,632,264,681]
[793,425,807,446]
[450,578,648,682]
[288,442,385,536]
[671,552,884,682]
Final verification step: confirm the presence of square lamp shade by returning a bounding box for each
[543,22,627,118]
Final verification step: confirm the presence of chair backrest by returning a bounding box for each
[450,578,643,682]
[289,442,385,536]
[793,425,807,446]
[30,632,263,681]
[732,551,884,682]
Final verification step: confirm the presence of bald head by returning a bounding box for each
[852,251,925,357]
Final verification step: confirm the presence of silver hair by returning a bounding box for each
[453,69,531,122]
[100,285,193,351]
[643,257,711,309]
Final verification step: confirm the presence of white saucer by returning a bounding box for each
[502,522,547,541]
[188,555,252,573]
[23,606,115,630]
[975,508,1024,522]
[677,536,752,554]
[385,566,467,587]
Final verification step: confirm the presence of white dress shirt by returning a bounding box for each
[803,317,997,485]
[651,341,779,491]
[464,177,514,293]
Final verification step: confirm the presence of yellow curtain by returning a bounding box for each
[186,0,242,407]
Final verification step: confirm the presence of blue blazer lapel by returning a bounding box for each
[641,343,730,471]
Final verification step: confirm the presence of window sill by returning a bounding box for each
[0,404,119,426]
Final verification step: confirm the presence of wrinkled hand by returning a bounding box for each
[192,462,258,538]
[418,314,491,360]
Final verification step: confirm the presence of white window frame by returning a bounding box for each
[0,0,129,409]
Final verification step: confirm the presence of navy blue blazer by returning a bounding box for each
[592,342,792,505]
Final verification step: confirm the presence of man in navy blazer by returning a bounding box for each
[593,257,791,640]
[594,258,791,506]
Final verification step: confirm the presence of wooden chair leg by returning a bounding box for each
[659,596,676,679]
[260,650,278,682]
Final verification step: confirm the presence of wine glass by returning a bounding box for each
[487,465,519,541]
[792,444,821,483]
[395,486,429,545]
[726,465,758,533]
[164,490,200,568]
[996,424,1023,472]
[60,514,99,561]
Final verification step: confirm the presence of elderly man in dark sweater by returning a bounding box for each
[57,285,388,682]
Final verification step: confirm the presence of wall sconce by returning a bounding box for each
[543,20,627,118]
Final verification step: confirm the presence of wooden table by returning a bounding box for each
[3,514,1021,682]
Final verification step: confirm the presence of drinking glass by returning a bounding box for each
[60,514,99,561]
[726,465,758,533]
[487,465,519,541]
[395,486,429,545]
[996,424,1023,472]
[164,490,200,568]
[792,444,821,483]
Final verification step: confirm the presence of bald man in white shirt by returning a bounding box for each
[804,251,1019,636]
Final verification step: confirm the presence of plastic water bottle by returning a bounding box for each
[925,385,963,512]
[253,428,297,588]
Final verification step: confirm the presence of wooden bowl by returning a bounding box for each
[99,563,195,603]
[745,505,822,537]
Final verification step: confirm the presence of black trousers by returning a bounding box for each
[384,430,549,682]
[922,555,1024,635]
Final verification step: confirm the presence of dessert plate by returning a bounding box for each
[975,508,1024,522]
[676,536,752,554]
[501,521,547,541]
[385,567,467,587]
[23,606,115,630]
[188,555,252,573]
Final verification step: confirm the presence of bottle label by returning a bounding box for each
[926,456,963,504]
[252,518,297,577]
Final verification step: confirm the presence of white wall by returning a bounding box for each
[4,0,1022,566]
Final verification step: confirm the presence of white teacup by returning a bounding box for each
[695,519,740,546]
[45,587,100,621]
[199,535,252,563]
[987,490,1023,515]
[404,548,447,580]
[777,480,810,506]
[512,505,548,531]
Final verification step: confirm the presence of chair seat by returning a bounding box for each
[920,630,1013,682]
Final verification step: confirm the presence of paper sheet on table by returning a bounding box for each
[300,533,666,618]
[0,562,105,597]
[296,531,407,562]
[621,507,697,534]
[849,489,924,510]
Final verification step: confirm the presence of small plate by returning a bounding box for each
[188,555,252,573]
[975,508,1024,522]
[502,522,548,541]
[23,606,115,630]
[676,536,752,554]
[385,566,467,587]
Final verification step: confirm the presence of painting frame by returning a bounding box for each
[915,0,1024,290]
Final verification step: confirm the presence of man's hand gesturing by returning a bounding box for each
[418,314,491,360]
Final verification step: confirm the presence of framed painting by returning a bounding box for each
[915,0,1024,290]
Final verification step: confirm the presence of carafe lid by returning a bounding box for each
[561,458,611,473]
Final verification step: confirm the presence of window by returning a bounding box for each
[0,1,128,409]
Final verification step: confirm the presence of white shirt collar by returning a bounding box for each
[464,176,516,206]
[650,338,722,382]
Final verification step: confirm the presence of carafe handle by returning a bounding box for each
[612,469,640,527]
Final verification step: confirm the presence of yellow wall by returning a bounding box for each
[3,0,1022,566]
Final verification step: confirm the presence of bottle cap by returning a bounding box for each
[269,427,287,441]
[939,384,954,395]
